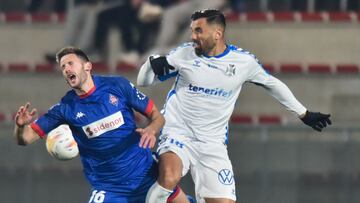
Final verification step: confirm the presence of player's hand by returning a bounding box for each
[15,102,37,127]
[300,111,332,132]
[136,127,157,148]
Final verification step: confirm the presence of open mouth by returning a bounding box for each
[193,42,202,51]
[67,74,76,82]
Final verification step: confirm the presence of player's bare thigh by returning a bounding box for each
[158,152,183,188]
[205,198,236,203]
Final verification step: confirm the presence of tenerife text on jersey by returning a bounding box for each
[188,84,233,98]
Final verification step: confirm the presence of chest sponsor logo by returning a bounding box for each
[82,111,124,139]
[188,83,233,98]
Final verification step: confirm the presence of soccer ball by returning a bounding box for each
[46,124,79,160]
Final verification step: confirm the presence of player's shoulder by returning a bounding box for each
[227,44,261,63]
[168,42,194,55]
[50,92,70,112]
[61,90,76,103]
[96,75,137,95]
[228,44,254,56]
[61,75,130,102]
[94,74,130,86]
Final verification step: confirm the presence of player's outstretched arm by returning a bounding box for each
[300,111,332,132]
[248,66,332,132]
[136,104,165,149]
[14,102,40,145]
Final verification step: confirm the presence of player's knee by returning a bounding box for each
[158,152,183,188]
[158,166,181,188]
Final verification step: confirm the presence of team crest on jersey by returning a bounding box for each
[109,94,118,106]
[225,64,236,76]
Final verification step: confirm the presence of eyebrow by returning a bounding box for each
[60,60,72,67]
[191,25,202,31]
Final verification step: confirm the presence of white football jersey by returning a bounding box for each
[139,43,306,143]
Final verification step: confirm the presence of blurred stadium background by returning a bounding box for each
[1,0,360,202]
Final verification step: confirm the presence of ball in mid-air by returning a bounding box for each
[46,124,79,160]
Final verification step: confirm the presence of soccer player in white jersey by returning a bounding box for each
[137,9,332,203]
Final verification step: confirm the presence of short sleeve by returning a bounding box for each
[31,103,65,138]
[116,77,153,116]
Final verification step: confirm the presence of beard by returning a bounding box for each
[193,39,216,56]
[193,40,203,56]
[194,47,202,56]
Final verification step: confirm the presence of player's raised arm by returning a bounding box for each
[137,55,176,86]
[137,57,156,86]
[14,102,41,145]
[136,104,165,149]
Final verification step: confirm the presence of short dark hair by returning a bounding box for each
[191,9,226,29]
[56,46,90,64]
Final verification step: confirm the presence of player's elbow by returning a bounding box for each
[16,133,38,146]
[16,137,29,146]
[136,77,149,87]
[137,62,155,87]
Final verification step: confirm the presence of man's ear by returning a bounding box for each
[84,61,92,71]
[214,27,223,40]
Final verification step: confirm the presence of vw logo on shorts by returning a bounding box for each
[218,169,234,185]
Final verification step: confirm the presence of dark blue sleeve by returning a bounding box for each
[116,77,153,116]
[31,103,65,137]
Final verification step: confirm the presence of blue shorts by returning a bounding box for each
[88,190,146,203]
[87,154,183,203]
[88,186,182,203]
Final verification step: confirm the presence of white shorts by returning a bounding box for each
[157,132,236,202]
